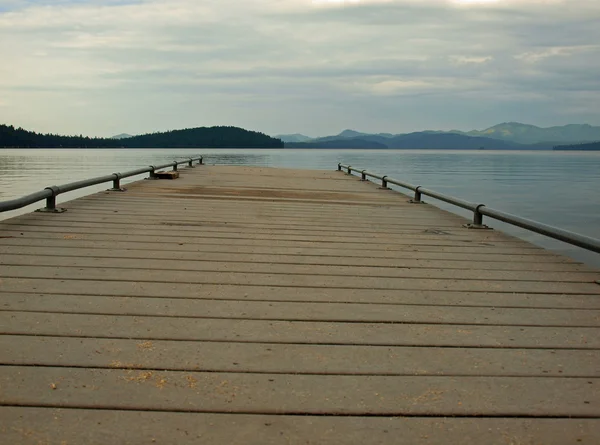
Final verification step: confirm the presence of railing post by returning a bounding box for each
[381,176,388,189]
[36,186,66,213]
[464,204,490,229]
[108,173,126,192]
[410,186,424,204]
[199,157,204,165]
[46,194,55,210]
[361,170,367,181]
[347,165,352,174]
[148,166,158,180]
[337,163,342,171]
[188,158,194,168]
[474,208,483,226]
[172,162,178,172]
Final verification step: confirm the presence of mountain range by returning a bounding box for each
[278,123,600,149]
[461,123,600,144]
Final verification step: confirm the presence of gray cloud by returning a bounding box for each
[0,0,599,137]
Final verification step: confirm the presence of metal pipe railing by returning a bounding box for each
[338,163,600,254]
[479,207,600,253]
[0,156,203,214]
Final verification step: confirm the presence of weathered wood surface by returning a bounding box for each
[0,164,599,444]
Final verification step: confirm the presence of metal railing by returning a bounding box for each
[338,163,600,254]
[0,156,203,214]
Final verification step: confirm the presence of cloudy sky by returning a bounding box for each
[0,0,599,137]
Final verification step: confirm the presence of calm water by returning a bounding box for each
[1,148,599,268]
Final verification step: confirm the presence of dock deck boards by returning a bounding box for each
[1,165,599,444]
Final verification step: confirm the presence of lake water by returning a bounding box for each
[1,148,599,268]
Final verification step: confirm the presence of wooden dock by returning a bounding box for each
[1,165,599,444]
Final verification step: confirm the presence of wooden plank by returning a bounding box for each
[1,407,598,445]
[1,255,595,282]
[4,197,454,214]
[79,180,408,195]
[2,336,598,377]
[51,207,448,224]
[0,245,589,271]
[3,294,599,327]
[1,366,599,416]
[0,219,533,245]
[62,191,412,207]
[7,209,472,230]
[7,194,470,217]
[2,280,600,309]
[45,209,474,227]
[2,265,598,293]
[39,199,454,216]
[0,216,467,233]
[51,191,444,209]
[2,312,598,348]
[58,205,464,222]
[127,186,395,201]
[0,238,569,262]
[0,229,543,250]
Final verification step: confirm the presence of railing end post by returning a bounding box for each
[361,170,367,181]
[199,157,204,165]
[337,163,342,171]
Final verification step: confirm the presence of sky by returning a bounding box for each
[0,0,599,137]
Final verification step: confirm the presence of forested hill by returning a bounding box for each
[554,141,600,151]
[0,124,283,148]
[125,127,282,148]
[0,124,119,148]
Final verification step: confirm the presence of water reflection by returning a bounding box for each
[1,148,599,267]
[205,153,271,166]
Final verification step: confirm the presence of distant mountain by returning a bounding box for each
[111,133,133,139]
[286,138,388,149]
[464,122,600,145]
[280,129,395,144]
[0,124,283,148]
[281,122,600,149]
[285,132,523,150]
[275,133,312,143]
[337,129,367,138]
[384,132,522,149]
[308,131,392,145]
[337,129,395,139]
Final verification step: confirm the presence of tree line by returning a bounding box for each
[554,141,600,151]
[0,124,283,148]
